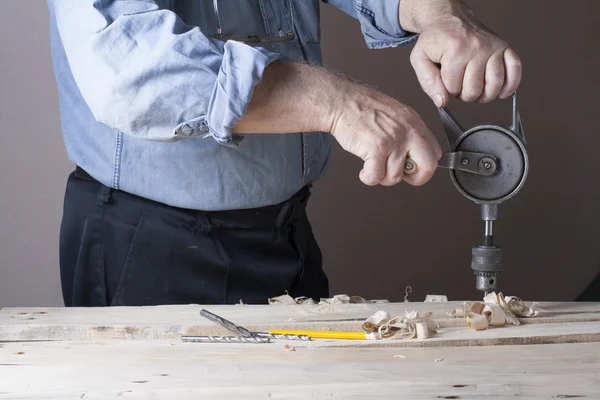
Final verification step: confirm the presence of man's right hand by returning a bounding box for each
[329,84,442,187]
[236,61,442,187]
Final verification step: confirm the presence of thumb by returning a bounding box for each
[410,46,449,108]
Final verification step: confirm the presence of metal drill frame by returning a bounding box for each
[439,93,529,205]
[438,93,529,293]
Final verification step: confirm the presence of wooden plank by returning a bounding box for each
[2,302,600,342]
[1,340,599,399]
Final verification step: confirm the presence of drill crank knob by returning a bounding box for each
[404,157,418,175]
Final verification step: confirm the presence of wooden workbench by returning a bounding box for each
[1,301,600,399]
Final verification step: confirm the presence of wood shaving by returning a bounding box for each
[283,344,295,352]
[319,295,351,304]
[467,312,489,331]
[404,286,412,302]
[269,293,388,305]
[469,302,486,315]
[268,294,297,305]
[448,302,471,318]
[451,292,541,331]
[484,292,541,326]
[415,322,429,339]
[362,310,391,331]
[482,303,506,326]
[362,310,436,340]
[424,295,448,302]
[393,355,407,359]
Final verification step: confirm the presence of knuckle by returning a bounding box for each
[504,50,522,68]
[470,37,486,52]
[447,37,464,53]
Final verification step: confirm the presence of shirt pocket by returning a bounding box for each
[291,1,321,43]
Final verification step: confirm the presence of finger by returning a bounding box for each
[380,151,406,187]
[477,52,506,103]
[410,47,449,108]
[440,57,468,97]
[419,128,443,161]
[499,48,522,99]
[458,56,488,103]
[402,135,439,187]
[359,156,387,186]
[411,118,443,161]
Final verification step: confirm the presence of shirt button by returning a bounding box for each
[180,124,193,136]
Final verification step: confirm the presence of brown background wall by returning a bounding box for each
[1,1,598,307]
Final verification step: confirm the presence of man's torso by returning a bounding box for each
[48,0,332,211]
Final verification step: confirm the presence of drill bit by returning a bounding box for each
[182,335,270,344]
[255,333,312,341]
[197,310,312,341]
[199,309,255,338]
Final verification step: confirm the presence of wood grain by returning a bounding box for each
[2,302,600,343]
[0,340,598,399]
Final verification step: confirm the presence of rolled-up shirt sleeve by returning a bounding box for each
[323,0,418,49]
[51,0,279,145]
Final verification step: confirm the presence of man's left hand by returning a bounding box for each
[400,0,522,108]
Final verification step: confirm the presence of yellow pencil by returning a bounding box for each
[269,329,378,340]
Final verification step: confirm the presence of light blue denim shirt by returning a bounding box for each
[48,0,416,211]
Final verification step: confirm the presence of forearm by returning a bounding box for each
[234,61,349,134]
[233,61,355,134]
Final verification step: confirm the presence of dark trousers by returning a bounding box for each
[59,168,329,306]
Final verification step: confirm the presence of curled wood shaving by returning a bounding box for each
[268,294,297,305]
[404,286,412,302]
[448,302,471,318]
[484,292,541,326]
[469,302,486,315]
[362,310,391,331]
[451,292,540,331]
[467,312,489,331]
[482,303,506,326]
[415,322,430,339]
[362,310,436,339]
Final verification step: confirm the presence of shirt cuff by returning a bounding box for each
[174,41,280,146]
[356,0,419,49]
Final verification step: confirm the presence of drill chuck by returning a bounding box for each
[472,245,503,292]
